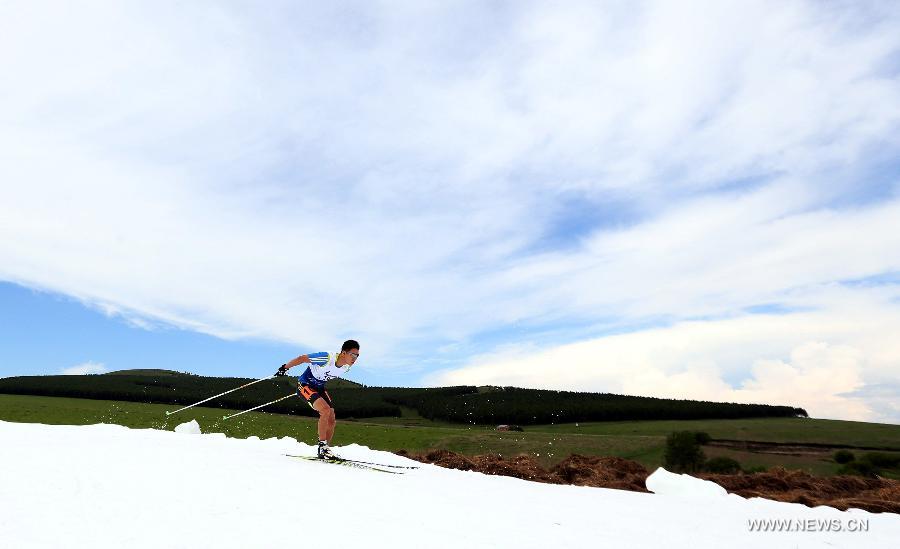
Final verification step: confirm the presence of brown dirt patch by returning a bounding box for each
[698,467,900,514]
[396,450,900,514]
[705,440,833,457]
[396,449,649,492]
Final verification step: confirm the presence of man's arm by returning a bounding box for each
[283,355,311,370]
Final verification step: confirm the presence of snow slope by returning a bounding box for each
[1,420,897,548]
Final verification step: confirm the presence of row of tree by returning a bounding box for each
[0,374,403,419]
[0,374,806,425]
[385,386,807,424]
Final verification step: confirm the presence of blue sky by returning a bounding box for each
[1,1,899,423]
[0,282,295,378]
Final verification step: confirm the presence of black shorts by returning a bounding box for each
[298,383,333,409]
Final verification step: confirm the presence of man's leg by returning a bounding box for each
[312,398,336,443]
[325,411,336,441]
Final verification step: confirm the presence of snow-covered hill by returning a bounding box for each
[1,420,897,548]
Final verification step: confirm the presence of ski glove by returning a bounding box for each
[275,364,289,376]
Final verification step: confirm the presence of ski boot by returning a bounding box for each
[317,441,338,460]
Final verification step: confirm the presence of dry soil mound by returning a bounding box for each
[397,450,899,513]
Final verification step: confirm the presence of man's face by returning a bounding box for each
[343,349,359,364]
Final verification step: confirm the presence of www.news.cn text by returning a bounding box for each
[748,518,869,533]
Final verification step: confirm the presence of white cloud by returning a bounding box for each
[61,362,108,376]
[431,292,900,423]
[482,183,900,326]
[732,342,870,421]
[0,0,898,408]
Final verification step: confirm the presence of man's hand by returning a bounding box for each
[275,364,290,376]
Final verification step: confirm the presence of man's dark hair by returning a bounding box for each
[342,339,360,352]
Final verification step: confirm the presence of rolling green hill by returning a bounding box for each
[104,369,195,377]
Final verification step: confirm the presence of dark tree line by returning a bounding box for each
[0,374,401,419]
[384,386,807,424]
[0,375,806,424]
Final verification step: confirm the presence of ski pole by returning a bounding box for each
[222,393,295,421]
[165,376,275,416]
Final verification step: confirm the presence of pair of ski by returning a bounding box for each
[285,454,420,474]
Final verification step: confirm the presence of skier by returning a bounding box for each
[276,339,360,460]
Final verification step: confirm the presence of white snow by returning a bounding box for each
[1,420,898,548]
[646,467,728,498]
[173,419,201,434]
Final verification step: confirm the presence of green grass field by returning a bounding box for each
[2,393,899,476]
[525,417,900,448]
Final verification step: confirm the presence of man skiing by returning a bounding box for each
[276,339,360,460]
